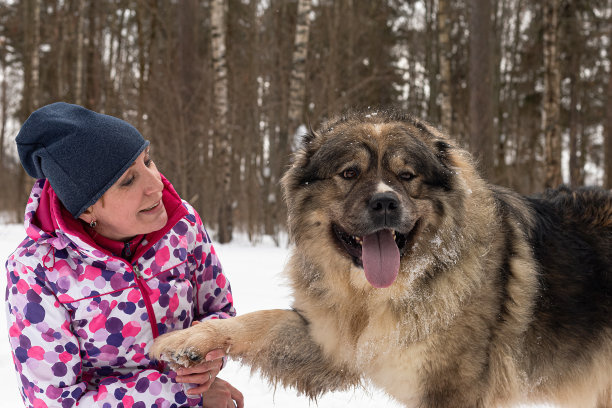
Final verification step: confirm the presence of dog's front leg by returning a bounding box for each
[149,309,361,398]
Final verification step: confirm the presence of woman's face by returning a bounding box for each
[80,148,168,241]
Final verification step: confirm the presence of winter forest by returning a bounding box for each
[0,0,611,243]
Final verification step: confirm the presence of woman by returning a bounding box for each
[5,102,244,407]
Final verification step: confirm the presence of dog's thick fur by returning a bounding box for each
[150,109,612,407]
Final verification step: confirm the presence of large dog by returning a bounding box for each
[150,109,612,407]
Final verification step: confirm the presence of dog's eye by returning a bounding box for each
[399,172,416,181]
[341,168,359,180]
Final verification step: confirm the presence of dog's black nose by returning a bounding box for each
[369,192,399,213]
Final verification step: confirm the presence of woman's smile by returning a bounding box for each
[140,199,163,214]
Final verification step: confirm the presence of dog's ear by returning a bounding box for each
[287,123,320,179]
[301,128,319,148]
[435,141,452,164]
[288,120,319,168]
[296,122,323,158]
[291,118,315,149]
[409,117,456,168]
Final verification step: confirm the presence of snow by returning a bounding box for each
[0,224,551,407]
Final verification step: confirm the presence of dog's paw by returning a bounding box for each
[149,321,230,368]
[159,345,205,368]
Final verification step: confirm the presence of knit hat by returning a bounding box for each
[16,102,150,217]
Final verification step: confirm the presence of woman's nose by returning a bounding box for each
[143,167,163,194]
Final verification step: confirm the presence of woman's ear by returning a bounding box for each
[78,206,95,224]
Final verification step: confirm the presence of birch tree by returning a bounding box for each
[287,0,312,143]
[0,51,6,164]
[211,0,232,243]
[605,15,612,189]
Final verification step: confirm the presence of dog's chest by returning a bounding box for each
[310,311,427,406]
[357,328,428,406]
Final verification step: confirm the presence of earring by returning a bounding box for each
[89,219,97,228]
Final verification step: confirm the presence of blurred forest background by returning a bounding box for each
[0,0,611,243]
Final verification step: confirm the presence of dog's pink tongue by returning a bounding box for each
[362,230,400,288]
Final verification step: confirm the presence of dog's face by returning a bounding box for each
[282,110,461,288]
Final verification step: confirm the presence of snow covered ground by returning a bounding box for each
[0,223,551,407]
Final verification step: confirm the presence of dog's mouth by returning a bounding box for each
[332,221,419,288]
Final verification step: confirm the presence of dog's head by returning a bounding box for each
[281,109,470,289]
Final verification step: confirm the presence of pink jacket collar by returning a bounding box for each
[30,174,187,261]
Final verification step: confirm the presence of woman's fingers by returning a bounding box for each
[205,348,226,361]
[176,364,221,394]
[227,381,244,408]
[175,348,225,391]
[178,371,215,388]
[186,381,214,395]
[201,378,244,408]
[174,348,228,396]
[176,358,222,377]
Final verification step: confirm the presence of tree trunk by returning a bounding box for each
[54,1,65,99]
[506,0,523,189]
[0,53,7,164]
[565,0,584,187]
[86,1,101,110]
[17,0,41,220]
[261,0,291,241]
[605,20,612,189]
[492,0,504,183]
[437,0,452,132]
[568,70,581,187]
[109,7,129,116]
[136,0,146,129]
[211,0,232,243]
[22,0,41,112]
[468,0,494,179]
[31,0,40,108]
[287,0,312,144]
[75,0,85,106]
[425,0,439,122]
[134,0,157,130]
[542,0,562,188]
[175,0,196,198]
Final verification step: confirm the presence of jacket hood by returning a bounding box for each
[24,174,187,262]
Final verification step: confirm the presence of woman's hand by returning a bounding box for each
[202,377,244,408]
[175,348,226,395]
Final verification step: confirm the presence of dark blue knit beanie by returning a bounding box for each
[16,102,150,217]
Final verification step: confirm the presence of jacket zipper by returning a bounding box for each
[132,264,160,338]
[124,241,132,258]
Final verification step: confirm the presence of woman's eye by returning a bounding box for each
[341,168,359,180]
[121,176,135,187]
[145,158,152,167]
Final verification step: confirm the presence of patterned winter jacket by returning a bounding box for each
[5,176,235,408]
